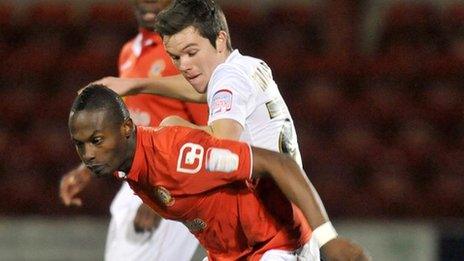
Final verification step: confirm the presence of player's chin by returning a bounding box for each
[192,82,208,94]
[92,168,112,178]
[141,22,156,31]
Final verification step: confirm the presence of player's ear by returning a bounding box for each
[216,31,228,53]
[122,118,134,138]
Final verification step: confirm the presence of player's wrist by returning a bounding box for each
[312,221,338,248]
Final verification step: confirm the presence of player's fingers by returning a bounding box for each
[70,198,82,207]
[142,220,154,231]
[59,184,72,205]
[61,194,72,204]
[133,220,144,233]
[61,195,71,205]
[80,78,106,93]
[133,217,151,233]
[60,185,80,206]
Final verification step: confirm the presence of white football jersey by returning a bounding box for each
[207,50,302,166]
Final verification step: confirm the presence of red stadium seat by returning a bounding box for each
[26,1,74,27]
[222,5,260,28]
[442,3,464,27]
[88,2,133,25]
[0,2,13,27]
[383,2,438,29]
[267,5,317,27]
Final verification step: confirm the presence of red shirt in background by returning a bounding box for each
[123,126,311,261]
[119,28,208,127]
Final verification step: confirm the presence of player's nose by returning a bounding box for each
[81,144,96,163]
[178,56,192,72]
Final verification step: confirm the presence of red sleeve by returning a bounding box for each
[184,102,209,125]
[154,126,252,194]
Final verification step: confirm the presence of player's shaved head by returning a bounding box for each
[70,84,130,127]
[68,85,136,177]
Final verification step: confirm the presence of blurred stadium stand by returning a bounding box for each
[0,0,463,260]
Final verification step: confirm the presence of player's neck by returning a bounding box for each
[119,129,137,173]
[216,49,231,67]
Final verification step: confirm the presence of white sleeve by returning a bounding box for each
[207,66,254,127]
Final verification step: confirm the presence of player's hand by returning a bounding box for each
[320,237,370,261]
[133,203,162,233]
[89,77,144,96]
[59,164,92,206]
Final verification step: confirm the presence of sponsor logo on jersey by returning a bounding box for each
[183,218,207,233]
[148,59,166,77]
[211,89,233,115]
[129,109,151,126]
[154,186,175,207]
[176,143,204,174]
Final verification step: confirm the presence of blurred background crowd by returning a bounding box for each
[0,0,463,222]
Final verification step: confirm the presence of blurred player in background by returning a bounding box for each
[59,0,207,260]
[92,0,368,259]
[68,85,368,261]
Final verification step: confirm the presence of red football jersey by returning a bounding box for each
[119,28,208,127]
[123,126,311,261]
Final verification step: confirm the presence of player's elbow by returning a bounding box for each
[252,147,292,178]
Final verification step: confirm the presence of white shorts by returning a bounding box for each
[105,182,199,261]
[202,236,320,261]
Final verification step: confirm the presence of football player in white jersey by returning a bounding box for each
[93,1,369,260]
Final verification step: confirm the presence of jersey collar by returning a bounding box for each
[131,29,162,57]
[224,49,240,63]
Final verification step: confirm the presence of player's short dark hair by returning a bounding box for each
[155,0,232,51]
[70,84,130,126]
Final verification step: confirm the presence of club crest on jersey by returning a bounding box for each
[154,186,175,207]
[183,218,207,233]
[148,59,166,77]
[211,89,233,116]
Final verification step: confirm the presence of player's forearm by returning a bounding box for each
[251,147,329,230]
[138,75,207,103]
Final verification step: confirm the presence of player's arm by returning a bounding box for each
[251,147,369,261]
[91,75,206,103]
[59,163,93,206]
[161,116,243,140]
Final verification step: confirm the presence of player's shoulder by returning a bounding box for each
[213,51,269,82]
[118,36,138,66]
[120,36,137,56]
[146,126,207,150]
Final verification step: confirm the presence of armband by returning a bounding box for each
[206,148,239,173]
[312,221,338,248]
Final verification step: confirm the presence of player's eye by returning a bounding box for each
[92,137,103,145]
[73,140,84,149]
[188,50,198,57]
[171,55,180,61]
